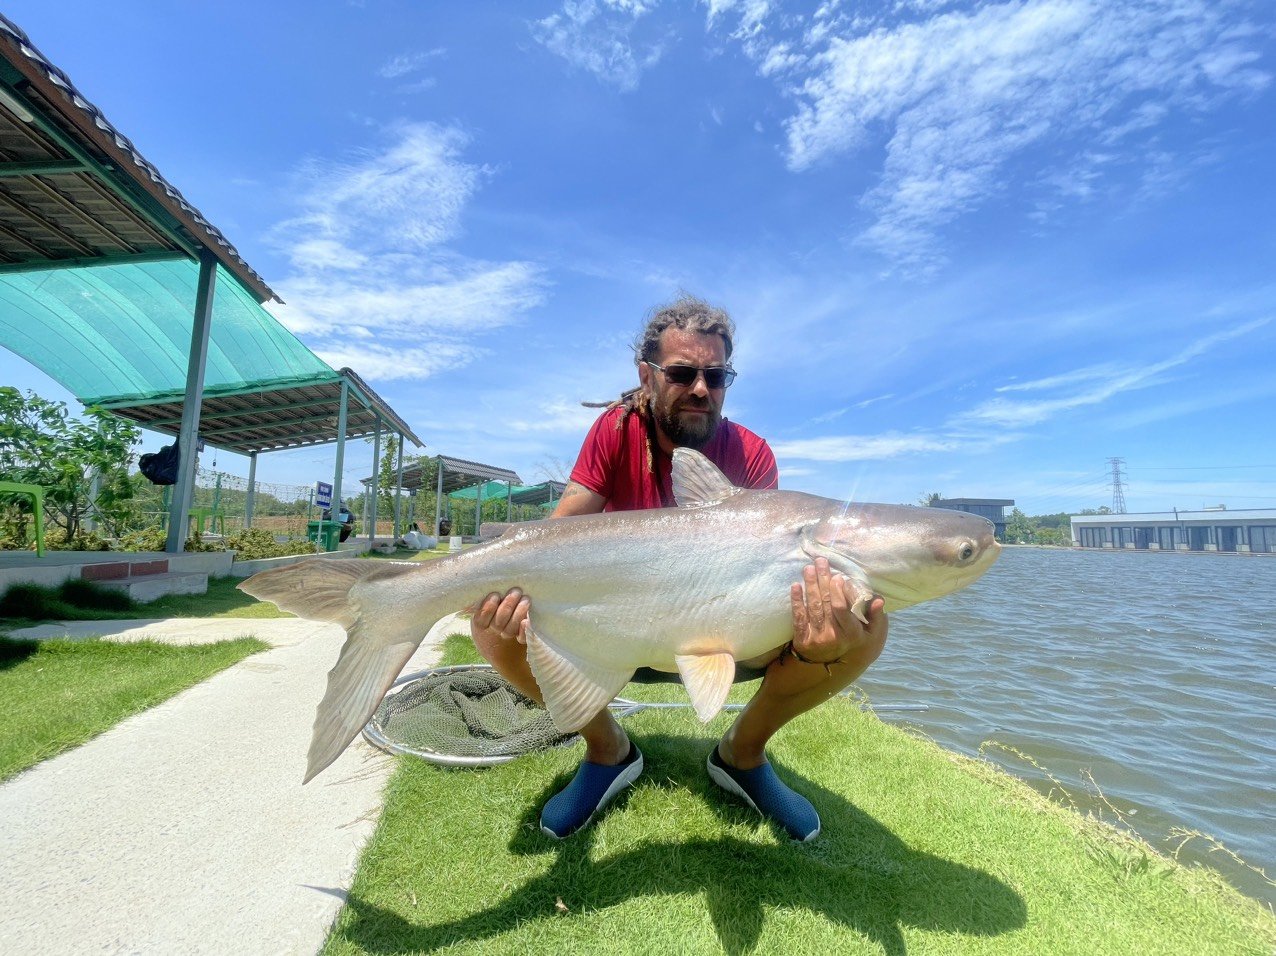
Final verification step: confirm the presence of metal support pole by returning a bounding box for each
[434,456,444,537]
[331,378,349,550]
[369,416,381,545]
[506,481,512,521]
[475,484,482,540]
[165,249,217,554]
[245,451,258,528]
[393,434,405,538]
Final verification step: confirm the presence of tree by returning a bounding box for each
[918,492,943,506]
[376,435,400,520]
[1005,507,1035,544]
[0,387,141,542]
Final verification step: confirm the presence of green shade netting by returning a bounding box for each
[448,481,541,502]
[0,258,336,405]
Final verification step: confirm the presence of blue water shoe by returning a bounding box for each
[707,745,821,842]
[540,744,643,839]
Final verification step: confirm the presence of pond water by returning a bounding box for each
[864,545,1275,905]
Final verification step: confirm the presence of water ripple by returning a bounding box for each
[864,546,1276,904]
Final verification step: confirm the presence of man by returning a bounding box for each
[471,296,888,840]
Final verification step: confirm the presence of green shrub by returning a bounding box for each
[44,526,112,552]
[224,527,318,561]
[116,525,227,553]
[0,579,139,620]
[0,584,56,619]
[56,578,137,612]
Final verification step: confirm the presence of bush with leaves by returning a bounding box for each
[0,387,141,543]
[224,527,317,560]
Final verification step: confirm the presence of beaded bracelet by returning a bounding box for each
[783,642,845,675]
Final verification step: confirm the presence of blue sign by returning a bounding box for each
[315,481,333,509]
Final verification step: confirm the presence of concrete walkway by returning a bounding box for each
[0,616,447,955]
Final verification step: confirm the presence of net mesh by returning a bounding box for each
[367,667,576,763]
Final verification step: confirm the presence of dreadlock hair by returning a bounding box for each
[582,295,736,421]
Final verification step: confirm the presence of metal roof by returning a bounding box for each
[0,15,424,456]
[1071,509,1276,524]
[0,14,277,303]
[392,455,522,496]
[509,481,567,507]
[98,366,423,456]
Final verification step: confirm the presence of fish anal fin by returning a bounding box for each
[671,448,740,508]
[525,623,633,733]
[675,651,736,723]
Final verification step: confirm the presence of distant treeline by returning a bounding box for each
[1005,507,1111,545]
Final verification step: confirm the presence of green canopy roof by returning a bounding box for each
[0,257,333,406]
[449,480,541,503]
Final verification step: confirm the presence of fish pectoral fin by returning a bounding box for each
[674,651,736,723]
[524,625,634,734]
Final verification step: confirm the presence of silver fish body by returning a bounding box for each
[239,449,1000,782]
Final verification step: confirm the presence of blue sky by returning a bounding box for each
[2,0,1274,514]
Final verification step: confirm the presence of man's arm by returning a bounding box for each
[549,481,607,518]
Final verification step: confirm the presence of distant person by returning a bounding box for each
[470,295,889,841]
[324,505,356,543]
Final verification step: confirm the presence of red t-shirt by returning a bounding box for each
[569,405,778,511]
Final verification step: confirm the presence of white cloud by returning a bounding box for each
[313,341,485,381]
[772,432,969,462]
[266,123,547,382]
[532,0,668,91]
[963,318,1270,427]
[378,49,445,79]
[707,0,1270,268]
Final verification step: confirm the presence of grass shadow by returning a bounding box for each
[0,636,39,671]
[335,732,1027,955]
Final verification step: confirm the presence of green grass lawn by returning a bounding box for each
[323,635,1276,955]
[0,635,268,781]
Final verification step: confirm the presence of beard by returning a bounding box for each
[651,393,721,450]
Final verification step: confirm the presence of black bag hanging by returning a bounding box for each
[139,443,180,485]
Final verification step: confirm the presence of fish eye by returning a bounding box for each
[958,542,975,562]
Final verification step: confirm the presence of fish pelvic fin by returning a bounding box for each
[671,448,740,508]
[674,652,736,722]
[305,628,418,783]
[524,623,634,733]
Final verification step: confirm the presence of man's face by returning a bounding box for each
[639,327,728,450]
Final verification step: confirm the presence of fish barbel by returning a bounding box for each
[239,449,1000,782]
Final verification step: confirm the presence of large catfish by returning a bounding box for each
[239,449,1000,782]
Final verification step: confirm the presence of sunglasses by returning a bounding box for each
[645,360,737,389]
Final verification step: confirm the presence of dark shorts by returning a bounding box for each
[629,663,769,685]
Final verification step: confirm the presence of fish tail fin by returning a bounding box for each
[304,624,417,783]
[240,559,459,783]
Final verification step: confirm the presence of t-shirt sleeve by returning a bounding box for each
[568,410,618,499]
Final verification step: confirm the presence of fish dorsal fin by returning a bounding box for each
[524,621,635,733]
[671,448,740,508]
[674,651,736,722]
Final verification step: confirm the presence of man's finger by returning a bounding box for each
[790,581,807,641]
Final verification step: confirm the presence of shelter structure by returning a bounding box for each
[1070,508,1276,553]
[0,14,422,551]
[930,498,1014,540]
[382,455,522,538]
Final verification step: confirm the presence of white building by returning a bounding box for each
[1070,508,1276,553]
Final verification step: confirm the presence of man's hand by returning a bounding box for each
[470,588,531,645]
[789,557,887,664]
